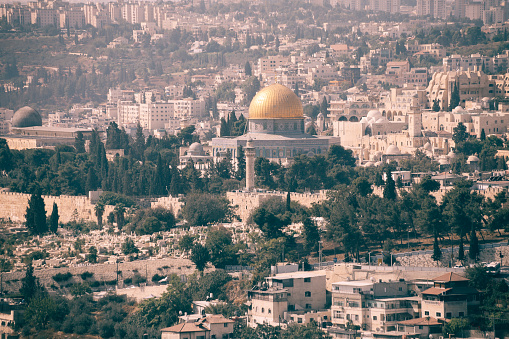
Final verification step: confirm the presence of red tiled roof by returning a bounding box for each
[161,323,207,333]
[433,272,469,282]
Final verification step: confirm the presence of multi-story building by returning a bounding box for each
[329,97,376,121]
[139,102,174,130]
[169,98,206,119]
[405,42,446,59]
[247,271,327,327]
[331,279,420,332]
[421,107,509,138]
[443,52,509,74]
[421,272,480,319]
[0,108,14,135]
[257,56,290,77]
[427,69,495,110]
[383,86,428,120]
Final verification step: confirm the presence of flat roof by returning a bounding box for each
[270,270,326,280]
[10,126,93,132]
[332,280,374,287]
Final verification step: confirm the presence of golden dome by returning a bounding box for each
[248,84,303,120]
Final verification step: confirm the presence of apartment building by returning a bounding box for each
[169,98,206,119]
[443,52,509,74]
[257,56,290,76]
[421,273,480,319]
[331,279,420,332]
[247,271,327,327]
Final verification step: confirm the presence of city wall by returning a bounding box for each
[227,190,329,221]
[151,196,184,217]
[372,186,505,203]
[0,191,114,224]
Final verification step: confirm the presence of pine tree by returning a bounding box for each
[25,192,47,235]
[458,237,465,261]
[303,217,320,253]
[49,202,58,233]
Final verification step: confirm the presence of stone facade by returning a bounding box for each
[0,190,114,224]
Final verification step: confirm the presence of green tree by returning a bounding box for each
[25,191,47,235]
[87,246,98,263]
[74,131,86,153]
[453,122,469,145]
[178,234,195,252]
[469,227,479,260]
[448,81,460,111]
[320,96,329,117]
[443,318,470,337]
[0,138,13,172]
[302,217,320,253]
[190,243,209,271]
[244,61,252,76]
[182,193,234,226]
[49,202,59,233]
[432,235,441,262]
[23,294,57,330]
[20,262,42,303]
[383,170,397,201]
[95,203,105,228]
[432,99,441,112]
[205,226,237,269]
[480,128,486,141]
[121,238,139,255]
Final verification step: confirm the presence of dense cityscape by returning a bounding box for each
[0,0,509,338]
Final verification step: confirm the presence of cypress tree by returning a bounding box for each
[49,202,59,233]
[74,131,86,153]
[469,228,479,260]
[480,128,486,141]
[448,81,460,111]
[432,234,441,262]
[25,192,47,235]
[383,170,397,201]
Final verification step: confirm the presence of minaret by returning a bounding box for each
[245,139,255,191]
[408,106,422,138]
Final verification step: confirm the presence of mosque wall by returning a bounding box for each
[0,191,114,224]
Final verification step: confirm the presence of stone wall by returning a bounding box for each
[1,257,200,294]
[227,190,329,221]
[151,196,184,217]
[0,191,114,224]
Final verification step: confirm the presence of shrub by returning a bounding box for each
[152,274,163,282]
[80,271,94,280]
[90,281,101,288]
[132,274,146,285]
[53,272,73,282]
[123,278,132,285]
[105,280,117,285]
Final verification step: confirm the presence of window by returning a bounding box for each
[459,312,464,317]
[298,318,303,323]
[373,316,377,320]
[304,278,311,282]
[419,326,423,330]
[197,336,205,339]
[436,312,441,317]
[306,304,312,309]
[222,335,228,339]
[268,309,271,314]
[425,311,429,316]
[224,323,228,327]
[261,308,265,313]
[305,291,311,297]
[355,315,359,321]
[446,313,452,319]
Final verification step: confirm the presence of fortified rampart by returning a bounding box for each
[372,186,505,203]
[0,191,114,224]
[151,196,184,217]
[227,190,329,221]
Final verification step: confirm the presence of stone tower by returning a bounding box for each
[408,106,422,138]
[245,139,255,191]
